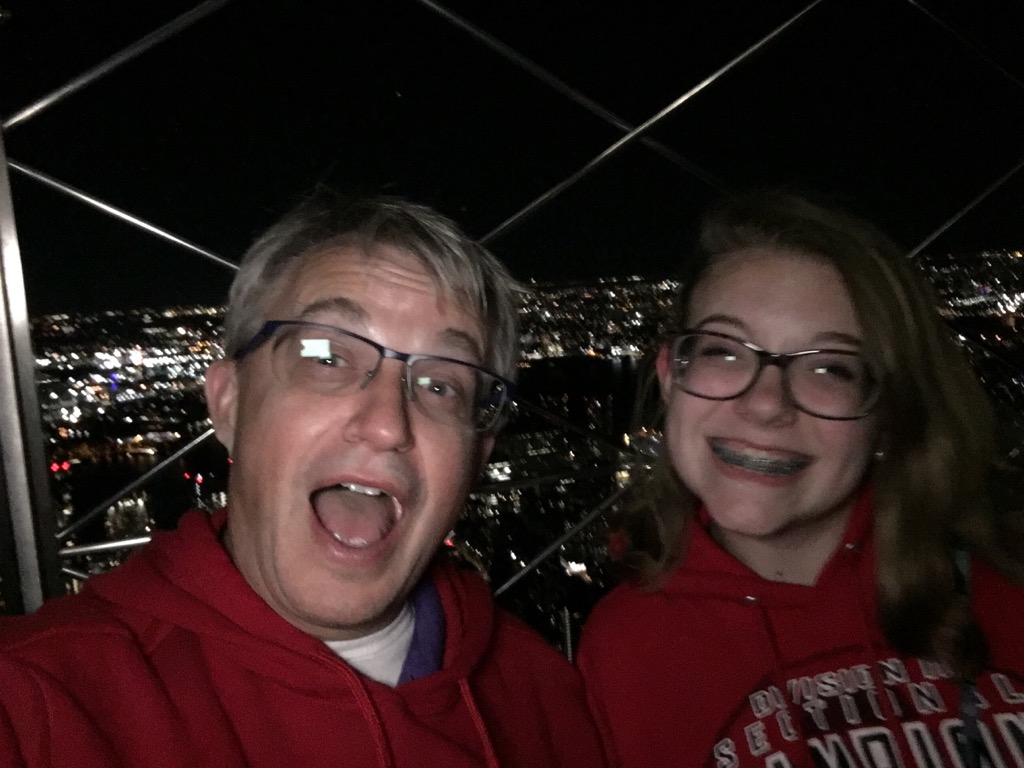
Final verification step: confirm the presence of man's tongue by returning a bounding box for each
[312,486,396,547]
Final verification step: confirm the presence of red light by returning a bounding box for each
[444,538,454,547]
[49,462,60,472]
[183,472,191,480]
[61,461,71,471]
[196,475,204,485]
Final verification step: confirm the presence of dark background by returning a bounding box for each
[1,0,1022,315]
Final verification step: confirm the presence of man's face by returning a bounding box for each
[205,244,494,640]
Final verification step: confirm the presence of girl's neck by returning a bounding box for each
[709,503,855,586]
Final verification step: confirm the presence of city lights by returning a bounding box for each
[31,261,1024,647]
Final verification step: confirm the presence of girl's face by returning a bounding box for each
[657,247,878,557]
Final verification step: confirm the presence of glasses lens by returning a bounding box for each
[271,325,378,392]
[670,332,877,419]
[474,376,510,431]
[672,333,756,399]
[410,359,508,430]
[265,322,509,431]
[789,352,875,418]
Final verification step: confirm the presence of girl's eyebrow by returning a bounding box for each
[811,331,863,348]
[691,314,747,332]
[693,315,863,348]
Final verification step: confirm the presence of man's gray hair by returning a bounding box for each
[222,192,522,380]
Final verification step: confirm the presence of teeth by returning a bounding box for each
[329,532,371,548]
[339,482,386,496]
[711,441,810,477]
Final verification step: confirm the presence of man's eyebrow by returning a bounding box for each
[296,297,367,323]
[438,328,485,363]
[295,297,485,361]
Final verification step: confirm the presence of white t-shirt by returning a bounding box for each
[323,603,415,687]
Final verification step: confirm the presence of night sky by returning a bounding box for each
[1,0,1023,315]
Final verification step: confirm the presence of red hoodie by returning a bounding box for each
[0,510,608,768]
[578,492,1024,768]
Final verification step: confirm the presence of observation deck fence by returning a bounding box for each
[1,0,1023,658]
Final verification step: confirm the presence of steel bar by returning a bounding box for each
[561,606,574,662]
[3,0,234,130]
[494,480,634,596]
[908,155,1024,259]
[481,0,826,244]
[0,134,61,612]
[58,428,216,542]
[905,1,1024,94]
[8,161,238,271]
[59,536,151,558]
[60,566,92,582]
[417,0,727,191]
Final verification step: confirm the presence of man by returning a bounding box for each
[0,195,607,767]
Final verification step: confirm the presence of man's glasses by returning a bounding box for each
[666,330,879,420]
[235,320,515,431]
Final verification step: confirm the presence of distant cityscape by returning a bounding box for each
[916,250,1024,421]
[26,252,1024,648]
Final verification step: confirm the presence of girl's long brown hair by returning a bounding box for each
[613,192,1024,680]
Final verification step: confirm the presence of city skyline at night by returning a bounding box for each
[30,252,1024,646]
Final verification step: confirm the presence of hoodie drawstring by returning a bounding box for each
[459,678,501,768]
[953,548,982,768]
[330,653,394,767]
[743,538,903,767]
[744,594,818,767]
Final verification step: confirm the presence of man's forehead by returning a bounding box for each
[270,247,488,356]
[287,242,440,296]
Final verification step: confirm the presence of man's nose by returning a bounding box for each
[342,360,415,451]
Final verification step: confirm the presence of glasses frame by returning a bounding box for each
[234,320,516,431]
[667,330,880,421]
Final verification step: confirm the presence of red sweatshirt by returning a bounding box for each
[0,510,607,768]
[578,492,1024,768]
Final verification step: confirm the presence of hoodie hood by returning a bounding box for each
[86,509,497,682]
[83,509,503,767]
[580,483,1024,768]
[667,486,887,763]
[4,510,608,768]
[667,484,877,611]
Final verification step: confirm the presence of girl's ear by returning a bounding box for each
[655,342,675,403]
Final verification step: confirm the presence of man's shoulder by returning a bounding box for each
[0,589,149,661]
[0,510,228,653]
[0,591,192,768]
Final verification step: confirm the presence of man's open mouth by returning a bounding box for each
[311,482,400,548]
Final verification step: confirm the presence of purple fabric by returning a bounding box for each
[398,578,445,684]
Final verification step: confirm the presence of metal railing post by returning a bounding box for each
[0,129,61,613]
